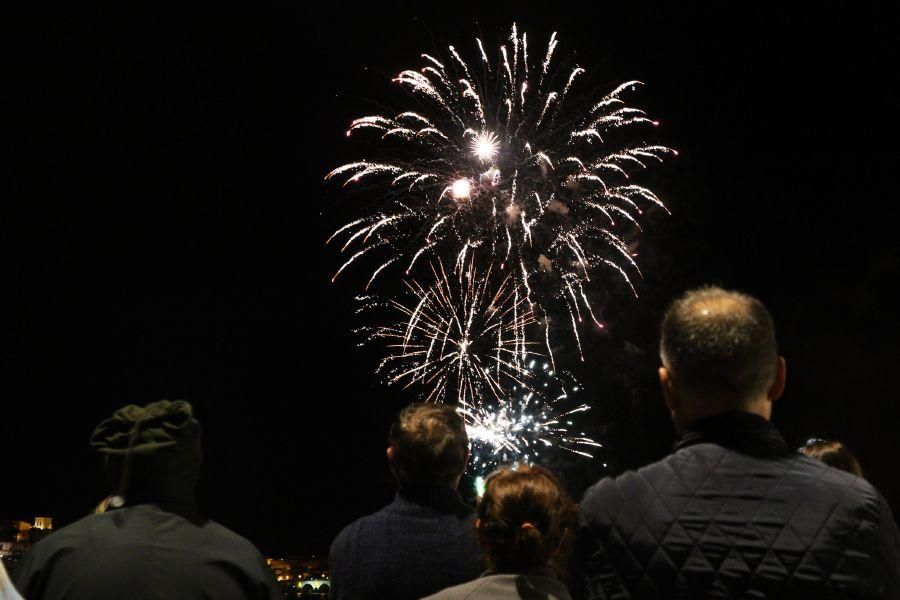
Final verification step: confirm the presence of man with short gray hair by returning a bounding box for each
[578,286,900,599]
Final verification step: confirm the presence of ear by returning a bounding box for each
[386,446,395,463]
[767,356,787,401]
[659,367,676,413]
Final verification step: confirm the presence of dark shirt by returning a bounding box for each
[329,485,481,600]
[578,412,900,599]
[13,502,280,600]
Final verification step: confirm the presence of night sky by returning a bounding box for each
[5,6,899,556]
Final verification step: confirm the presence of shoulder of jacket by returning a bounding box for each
[201,520,267,559]
[330,508,384,556]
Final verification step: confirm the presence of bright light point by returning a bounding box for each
[474,476,486,497]
[451,178,472,200]
[471,131,500,162]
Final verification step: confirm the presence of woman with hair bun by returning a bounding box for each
[424,464,576,599]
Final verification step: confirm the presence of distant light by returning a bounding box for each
[451,178,472,200]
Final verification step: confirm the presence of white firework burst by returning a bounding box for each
[327,24,675,363]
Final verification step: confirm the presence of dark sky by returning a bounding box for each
[5,5,899,556]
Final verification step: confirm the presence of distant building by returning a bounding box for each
[265,555,329,583]
[0,517,54,564]
[266,557,292,582]
[296,577,330,596]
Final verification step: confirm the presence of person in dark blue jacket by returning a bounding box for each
[578,286,900,599]
[329,403,480,600]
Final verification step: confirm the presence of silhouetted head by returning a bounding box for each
[659,286,786,433]
[387,403,469,490]
[476,465,576,574]
[800,438,863,477]
[91,400,202,509]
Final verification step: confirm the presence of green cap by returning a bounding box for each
[90,400,200,456]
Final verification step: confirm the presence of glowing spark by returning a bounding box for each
[476,38,490,70]
[451,178,472,200]
[471,131,500,162]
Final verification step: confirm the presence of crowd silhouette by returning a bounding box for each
[6,287,899,599]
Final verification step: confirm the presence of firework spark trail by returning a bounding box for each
[327,24,674,465]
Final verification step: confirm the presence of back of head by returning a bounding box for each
[661,286,778,409]
[388,403,468,489]
[477,465,575,573]
[90,399,202,507]
[801,439,864,477]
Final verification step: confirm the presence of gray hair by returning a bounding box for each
[660,286,778,403]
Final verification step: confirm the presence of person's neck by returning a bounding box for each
[124,488,199,517]
[396,483,464,511]
[675,411,788,457]
[674,399,768,435]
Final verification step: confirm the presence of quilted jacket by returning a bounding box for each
[577,411,900,599]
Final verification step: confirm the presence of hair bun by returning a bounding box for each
[477,465,575,572]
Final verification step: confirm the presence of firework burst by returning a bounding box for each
[329,24,674,467]
[462,360,603,472]
[362,257,538,406]
[327,24,675,364]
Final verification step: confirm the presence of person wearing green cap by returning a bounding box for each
[12,400,281,600]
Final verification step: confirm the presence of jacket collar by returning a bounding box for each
[674,411,790,458]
